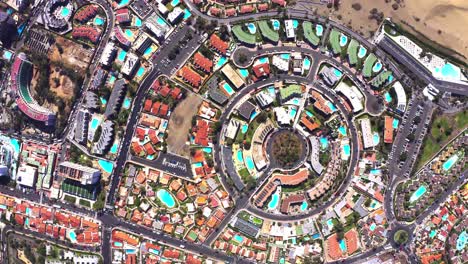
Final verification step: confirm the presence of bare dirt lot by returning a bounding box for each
[49,36,93,74]
[166,93,203,157]
[295,0,468,62]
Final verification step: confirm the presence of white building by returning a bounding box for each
[309,137,323,174]
[335,82,364,113]
[100,42,116,66]
[167,7,184,24]
[392,81,407,113]
[272,55,289,72]
[121,52,139,76]
[360,118,374,149]
[225,119,240,140]
[57,161,101,185]
[256,90,275,108]
[284,20,295,39]
[16,165,37,188]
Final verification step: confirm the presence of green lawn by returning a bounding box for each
[232,25,257,45]
[303,21,320,46]
[362,53,377,78]
[417,110,468,169]
[347,39,359,66]
[258,20,279,43]
[329,29,341,55]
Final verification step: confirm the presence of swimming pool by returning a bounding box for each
[114,241,123,247]
[434,62,461,80]
[110,141,119,154]
[118,0,130,7]
[183,9,192,20]
[280,53,291,60]
[358,46,367,58]
[258,57,268,64]
[343,144,350,156]
[340,34,348,47]
[272,19,280,30]
[215,56,228,70]
[384,92,392,103]
[137,67,145,77]
[239,69,249,78]
[373,133,380,146]
[236,149,244,163]
[333,68,343,78]
[193,162,203,168]
[292,20,299,29]
[157,189,176,208]
[327,101,337,112]
[203,147,212,153]
[118,50,127,61]
[144,46,154,56]
[171,0,180,7]
[429,230,437,238]
[316,24,323,36]
[300,201,307,211]
[338,126,347,136]
[98,160,114,173]
[222,83,234,96]
[90,117,100,130]
[306,110,313,118]
[442,154,459,171]
[247,23,257,34]
[125,29,134,38]
[10,138,20,154]
[393,119,399,129]
[157,17,167,26]
[339,239,347,252]
[373,61,382,72]
[245,155,255,170]
[109,76,116,85]
[370,169,381,175]
[289,107,297,118]
[303,57,311,70]
[268,192,279,210]
[94,17,104,26]
[241,124,248,134]
[134,17,142,27]
[326,219,334,230]
[320,137,328,149]
[69,231,77,243]
[410,185,427,203]
[61,7,70,17]
[456,231,466,251]
[250,111,258,120]
[268,87,275,95]
[233,234,244,244]
[369,223,376,231]
[123,97,131,109]
[2,50,12,60]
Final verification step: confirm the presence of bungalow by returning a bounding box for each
[240,5,254,14]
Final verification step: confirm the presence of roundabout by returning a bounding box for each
[266,128,308,170]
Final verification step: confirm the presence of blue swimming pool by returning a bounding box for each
[157,17,167,26]
[456,231,467,251]
[118,50,127,61]
[114,241,123,247]
[10,138,20,154]
[393,119,399,129]
[118,0,130,7]
[109,76,116,85]
[233,234,244,243]
[280,53,291,60]
[125,29,134,38]
[327,102,337,112]
[203,147,212,153]
[157,189,176,208]
[333,68,343,78]
[250,111,258,120]
[137,67,145,77]
[373,133,380,145]
[340,34,348,46]
[370,223,376,231]
[90,117,100,130]
[94,17,104,26]
[303,57,311,69]
[183,9,192,20]
[98,160,114,173]
[373,61,382,72]
[241,124,248,134]
[300,201,308,211]
[247,23,257,34]
[268,192,279,210]
[258,57,268,64]
[343,144,350,156]
[272,20,280,30]
[61,7,70,17]
[110,141,119,154]
[326,219,334,230]
[171,0,180,6]
[237,149,243,163]
[370,169,381,174]
[430,230,437,238]
[358,46,367,58]
[435,63,460,80]
[316,24,323,36]
[338,126,347,136]
[306,110,313,118]
[320,137,328,149]
[410,185,427,203]
[69,231,77,243]
[222,82,234,96]
[135,17,142,27]
[123,97,131,109]
[245,155,255,170]
[193,162,203,168]
[215,56,228,70]
[442,154,459,171]
[292,20,299,29]
[339,239,347,252]
[289,107,297,118]
[2,50,13,60]
[144,46,154,56]
[384,92,392,103]
[239,69,249,78]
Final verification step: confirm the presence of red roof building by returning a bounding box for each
[178,66,202,89]
[209,7,221,16]
[116,8,131,24]
[272,0,286,7]
[193,53,213,73]
[72,26,101,43]
[257,3,269,11]
[225,8,237,17]
[75,5,98,23]
[209,34,229,55]
[252,63,270,78]
[240,5,254,14]
[144,99,152,112]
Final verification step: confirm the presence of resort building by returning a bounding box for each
[39,0,73,33]
[320,66,341,87]
[178,66,202,89]
[104,79,126,118]
[221,64,244,89]
[167,7,184,24]
[193,52,213,73]
[74,109,90,145]
[57,161,101,185]
[256,90,275,108]
[284,20,295,39]
[392,81,407,113]
[225,119,240,140]
[272,55,289,72]
[209,34,229,55]
[309,137,323,174]
[92,120,115,155]
[360,118,374,149]
[100,42,117,66]
[121,52,139,77]
[335,82,364,113]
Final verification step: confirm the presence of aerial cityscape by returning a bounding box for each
[0,0,466,263]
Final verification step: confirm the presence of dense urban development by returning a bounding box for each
[0,0,467,263]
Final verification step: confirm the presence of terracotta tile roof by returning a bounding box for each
[384,116,394,143]
[193,53,213,73]
[240,5,254,14]
[179,66,202,88]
